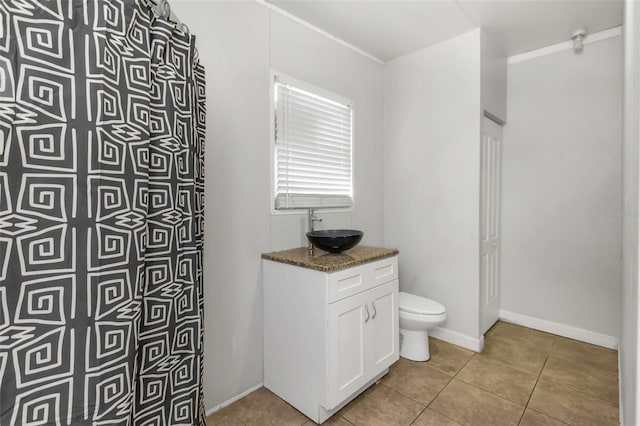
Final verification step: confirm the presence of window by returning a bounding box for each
[272,72,353,210]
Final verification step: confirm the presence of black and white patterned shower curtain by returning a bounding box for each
[0,0,206,424]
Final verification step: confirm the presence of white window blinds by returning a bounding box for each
[273,74,353,210]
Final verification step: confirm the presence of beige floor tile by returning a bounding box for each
[456,356,538,405]
[484,320,502,338]
[487,322,555,354]
[228,387,307,426]
[429,379,524,426]
[381,358,451,405]
[427,338,474,376]
[209,326,620,426]
[541,356,618,404]
[550,337,618,373]
[341,383,425,426]
[207,406,244,426]
[518,409,568,426]
[412,409,461,426]
[478,336,547,376]
[528,379,619,426]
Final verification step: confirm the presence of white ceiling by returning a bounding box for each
[267,0,623,61]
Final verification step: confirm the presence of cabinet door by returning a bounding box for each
[367,280,399,373]
[326,291,368,409]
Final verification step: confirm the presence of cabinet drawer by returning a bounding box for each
[327,256,398,303]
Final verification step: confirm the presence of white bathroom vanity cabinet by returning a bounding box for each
[262,247,399,424]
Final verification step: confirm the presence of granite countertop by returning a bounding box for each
[261,245,399,272]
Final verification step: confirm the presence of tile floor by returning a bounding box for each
[207,321,620,425]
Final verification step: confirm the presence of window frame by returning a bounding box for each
[269,70,355,215]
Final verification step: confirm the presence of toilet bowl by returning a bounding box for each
[399,292,447,361]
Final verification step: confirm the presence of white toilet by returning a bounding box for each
[399,292,447,361]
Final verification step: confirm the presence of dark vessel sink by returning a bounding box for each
[306,229,364,253]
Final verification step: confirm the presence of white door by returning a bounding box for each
[326,291,368,409]
[367,280,399,373]
[480,116,503,335]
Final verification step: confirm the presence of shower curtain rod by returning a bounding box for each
[149,0,190,33]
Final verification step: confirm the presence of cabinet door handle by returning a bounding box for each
[371,301,377,319]
[364,304,371,323]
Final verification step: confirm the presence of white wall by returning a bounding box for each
[621,0,640,423]
[501,36,623,340]
[170,1,271,412]
[384,29,482,348]
[171,0,385,411]
[480,32,507,123]
[268,12,385,251]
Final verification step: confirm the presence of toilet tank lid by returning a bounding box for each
[399,292,446,315]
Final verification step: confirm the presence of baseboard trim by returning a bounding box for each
[499,310,618,350]
[205,382,264,416]
[618,349,624,426]
[429,327,484,352]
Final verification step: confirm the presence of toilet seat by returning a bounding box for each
[399,292,446,315]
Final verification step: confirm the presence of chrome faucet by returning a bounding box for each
[308,208,323,254]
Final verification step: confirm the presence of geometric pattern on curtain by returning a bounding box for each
[0,1,206,424]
